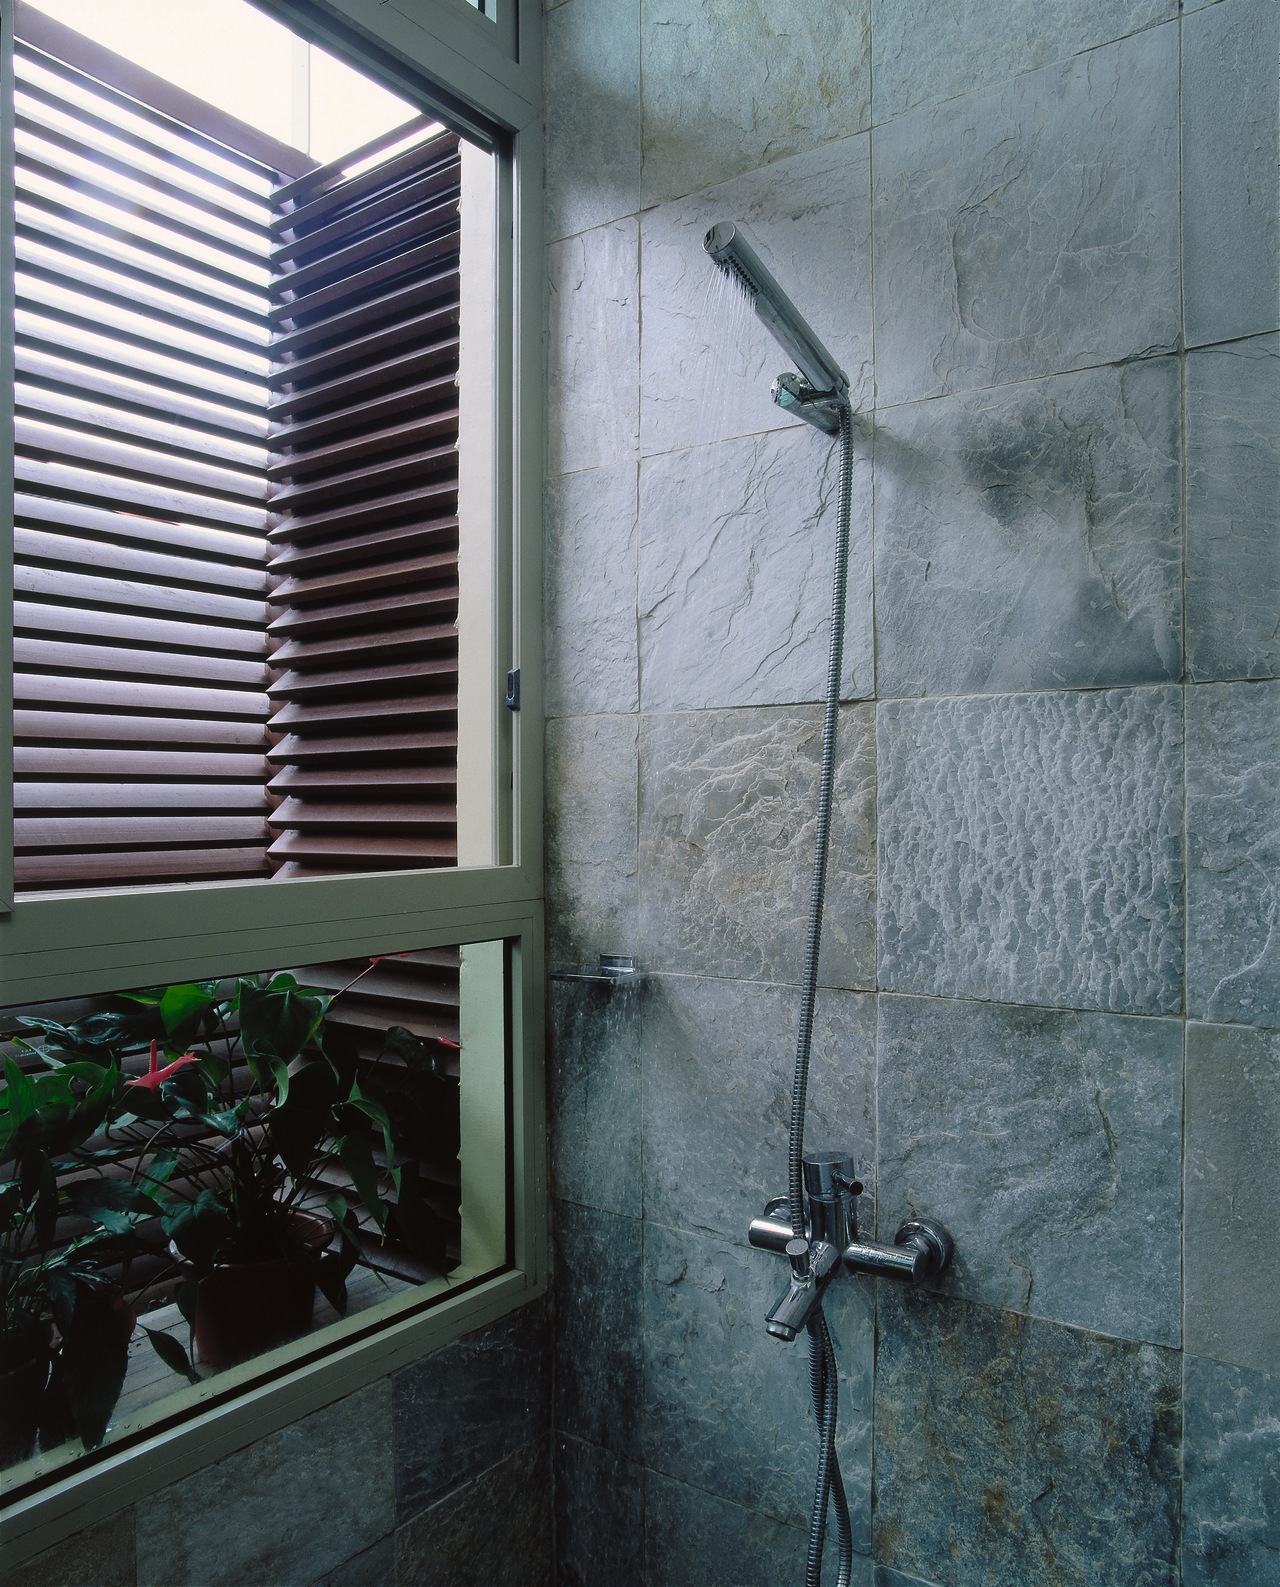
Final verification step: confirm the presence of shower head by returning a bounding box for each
[703,221,849,431]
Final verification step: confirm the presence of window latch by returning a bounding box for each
[505,668,520,711]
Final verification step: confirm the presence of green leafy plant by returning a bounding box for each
[0,1057,155,1454]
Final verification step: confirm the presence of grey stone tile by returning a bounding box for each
[872,26,1179,407]
[875,1571,942,1587]
[8,1511,135,1587]
[1183,0,1280,346]
[874,358,1182,697]
[136,1383,394,1587]
[553,1199,643,1460]
[871,0,1175,124]
[878,994,1182,1344]
[549,978,642,1218]
[547,221,639,477]
[1184,1354,1280,1587]
[1187,336,1280,682]
[645,1473,806,1587]
[545,464,638,718]
[639,136,872,458]
[394,1436,552,1587]
[873,1289,1180,1586]
[638,427,873,712]
[643,1222,873,1543]
[638,705,876,988]
[1186,681,1280,1028]
[878,688,1184,1014]
[393,1300,551,1522]
[307,1536,395,1587]
[639,0,870,208]
[545,714,638,972]
[641,976,875,1246]
[544,0,639,243]
[1185,1022,1280,1375]
[554,1434,644,1587]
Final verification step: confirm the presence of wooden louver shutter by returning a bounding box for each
[9,10,316,891]
[264,121,462,879]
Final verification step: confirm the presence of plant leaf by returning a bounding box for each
[60,1282,134,1449]
[339,1132,387,1234]
[142,1325,199,1384]
[66,1178,159,1234]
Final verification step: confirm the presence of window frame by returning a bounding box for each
[0,0,545,1560]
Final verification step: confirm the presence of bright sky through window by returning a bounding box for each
[27,0,417,163]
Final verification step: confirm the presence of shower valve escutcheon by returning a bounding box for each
[750,1152,954,1342]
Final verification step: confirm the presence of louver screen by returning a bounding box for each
[265,121,462,878]
[10,13,297,889]
[9,6,464,892]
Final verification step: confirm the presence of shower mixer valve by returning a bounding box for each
[750,1151,953,1342]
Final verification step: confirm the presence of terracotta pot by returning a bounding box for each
[193,1212,332,1370]
[0,1348,49,1468]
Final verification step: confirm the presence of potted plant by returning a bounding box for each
[0,1057,154,1466]
[93,971,397,1369]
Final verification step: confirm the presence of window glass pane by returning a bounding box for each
[0,938,508,1483]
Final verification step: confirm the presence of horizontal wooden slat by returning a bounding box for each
[14,599,265,659]
[268,729,456,763]
[268,332,459,420]
[16,417,267,503]
[268,621,457,670]
[267,282,458,377]
[273,197,459,302]
[266,833,456,863]
[268,409,457,480]
[267,695,456,731]
[266,518,456,579]
[268,799,455,829]
[16,815,268,847]
[14,636,268,686]
[267,444,457,511]
[271,160,459,269]
[269,232,460,328]
[14,848,270,886]
[15,747,269,779]
[15,710,268,747]
[16,783,269,811]
[15,673,267,718]
[14,491,266,564]
[270,549,458,607]
[267,765,455,793]
[15,562,267,626]
[266,587,457,639]
[272,120,452,219]
[266,477,457,543]
[16,379,266,469]
[267,656,456,699]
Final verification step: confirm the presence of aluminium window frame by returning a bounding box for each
[0,0,545,1564]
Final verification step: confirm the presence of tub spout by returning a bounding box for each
[764,1236,841,1342]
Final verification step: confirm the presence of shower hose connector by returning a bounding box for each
[751,1152,953,1343]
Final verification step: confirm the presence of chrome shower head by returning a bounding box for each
[703,221,849,433]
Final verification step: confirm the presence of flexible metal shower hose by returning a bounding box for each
[788,401,856,1587]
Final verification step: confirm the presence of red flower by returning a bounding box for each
[126,1038,198,1091]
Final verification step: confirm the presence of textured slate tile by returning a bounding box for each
[8,1511,135,1587]
[553,1199,643,1460]
[136,1383,394,1587]
[643,1222,873,1544]
[638,427,873,711]
[307,1535,395,1587]
[554,1434,644,1587]
[870,0,1175,123]
[872,26,1179,407]
[1186,681,1280,1028]
[645,1473,804,1587]
[1187,336,1280,682]
[875,1571,942,1587]
[1185,1022,1280,1375]
[639,135,872,457]
[874,358,1182,697]
[638,704,876,987]
[1184,1354,1280,1587]
[547,221,639,477]
[878,994,1182,1344]
[878,688,1184,1014]
[394,1436,552,1587]
[545,464,638,718]
[393,1300,551,1522]
[641,976,875,1245]
[544,0,639,242]
[1183,0,1280,346]
[545,714,638,971]
[639,0,870,207]
[549,978,642,1218]
[874,1289,1180,1586]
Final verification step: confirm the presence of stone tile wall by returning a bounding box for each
[14,1303,553,1587]
[543,0,1280,1582]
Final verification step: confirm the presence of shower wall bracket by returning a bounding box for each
[749,1153,953,1342]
